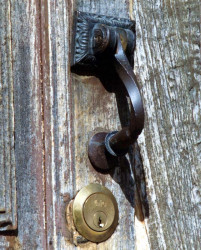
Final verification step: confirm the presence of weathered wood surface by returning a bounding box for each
[0,0,200,249]
[0,0,17,231]
[134,0,201,249]
[43,1,138,249]
[0,0,46,248]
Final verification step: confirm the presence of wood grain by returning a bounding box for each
[133,0,201,249]
[42,0,138,249]
[0,0,200,249]
[0,0,17,231]
[1,0,46,248]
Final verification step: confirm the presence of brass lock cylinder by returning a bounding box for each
[72,183,119,243]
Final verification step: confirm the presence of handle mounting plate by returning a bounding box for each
[71,11,136,77]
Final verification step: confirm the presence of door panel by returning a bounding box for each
[43,1,139,249]
[0,0,200,249]
[134,0,201,249]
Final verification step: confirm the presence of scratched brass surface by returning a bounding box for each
[72,183,118,243]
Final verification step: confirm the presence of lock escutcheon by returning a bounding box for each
[83,193,115,232]
[72,183,119,243]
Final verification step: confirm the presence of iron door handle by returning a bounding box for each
[106,38,144,156]
[71,12,144,170]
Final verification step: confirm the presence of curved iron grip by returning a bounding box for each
[71,12,144,170]
[108,38,144,156]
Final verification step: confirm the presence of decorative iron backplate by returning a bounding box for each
[71,11,136,77]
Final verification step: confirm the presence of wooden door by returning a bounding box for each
[0,0,200,249]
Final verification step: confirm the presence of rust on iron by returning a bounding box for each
[71,11,144,170]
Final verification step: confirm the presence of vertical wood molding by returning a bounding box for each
[0,0,17,231]
[7,0,46,248]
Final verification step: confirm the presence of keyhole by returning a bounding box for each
[98,217,104,228]
[92,211,107,229]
